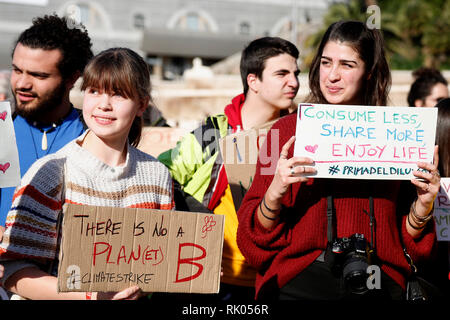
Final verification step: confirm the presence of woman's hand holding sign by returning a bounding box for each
[407,145,441,238]
[257,136,316,228]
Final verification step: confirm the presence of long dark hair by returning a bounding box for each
[81,48,151,147]
[407,67,448,107]
[436,98,450,176]
[306,20,391,106]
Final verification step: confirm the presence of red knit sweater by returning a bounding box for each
[236,112,436,299]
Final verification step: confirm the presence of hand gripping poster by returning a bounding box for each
[294,103,437,180]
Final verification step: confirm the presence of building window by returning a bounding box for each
[63,2,109,30]
[186,13,199,30]
[169,9,217,32]
[134,13,145,29]
[239,21,250,35]
[77,3,90,24]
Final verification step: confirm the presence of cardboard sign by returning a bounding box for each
[294,103,437,180]
[434,178,450,241]
[138,127,188,157]
[219,120,276,209]
[57,204,224,293]
[0,101,20,187]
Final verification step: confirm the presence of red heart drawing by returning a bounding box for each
[0,111,7,121]
[305,144,318,153]
[0,162,10,174]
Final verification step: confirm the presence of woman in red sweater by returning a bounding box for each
[236,20,441,300]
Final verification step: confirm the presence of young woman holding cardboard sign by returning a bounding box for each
[237,20,441,300]
[0,48,174,300]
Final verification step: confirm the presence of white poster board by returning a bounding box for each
[294,103,437,180]
[0,101,20,187]
[434,178,450,241]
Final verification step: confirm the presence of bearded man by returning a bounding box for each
[0,14,93,229]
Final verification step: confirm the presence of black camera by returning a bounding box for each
[331,233,371,294]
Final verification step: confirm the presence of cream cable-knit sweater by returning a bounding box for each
[0,130,174,265]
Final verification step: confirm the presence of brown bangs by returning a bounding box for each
[81,49,137,99]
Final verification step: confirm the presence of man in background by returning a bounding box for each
[0,14,93,231]
[158,37,300,300]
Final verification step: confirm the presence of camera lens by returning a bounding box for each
[343,256,369,294]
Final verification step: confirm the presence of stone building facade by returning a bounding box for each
[0,0,329,75]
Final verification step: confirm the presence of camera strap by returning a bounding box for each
[315,195,335,263]
[326,195,335,244]
[367,196,375,250]
[326,195,375,248]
